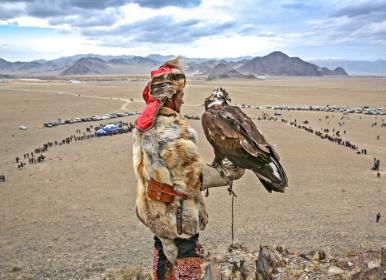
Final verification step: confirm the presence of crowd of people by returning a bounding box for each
[17,152,46,169]
[14,121,134,171]
[371,119,385,127]
[258,111,385,179]
[259,112,370,156]
[183,114,200,120]
[239,103,386,116]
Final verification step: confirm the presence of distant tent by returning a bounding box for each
[95,128,107,136]
[95,124,122,137]
[103,124,121,132]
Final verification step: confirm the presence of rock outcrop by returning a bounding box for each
[202,244,386,280]
[49,244,385,279]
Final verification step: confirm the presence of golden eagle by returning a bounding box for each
[202,88,288,193]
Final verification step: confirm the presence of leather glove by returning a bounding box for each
[201,158,245,190]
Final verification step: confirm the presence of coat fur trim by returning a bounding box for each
[133,106,208,263]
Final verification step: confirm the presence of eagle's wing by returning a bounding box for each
[202,107,272,159]
[204,105,288,193]
[231,107,278,148]
[202,109,240,163]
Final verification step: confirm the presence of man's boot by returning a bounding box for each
[174,234,203,280]
[175,257,202,280]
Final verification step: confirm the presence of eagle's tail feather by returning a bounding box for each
[253,157,288,193]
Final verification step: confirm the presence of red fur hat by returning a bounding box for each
[135,57,186,131]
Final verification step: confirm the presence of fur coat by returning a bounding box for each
[133,106,208,263]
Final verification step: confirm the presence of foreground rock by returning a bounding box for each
[202,244,386,280]
[7,245,385,279]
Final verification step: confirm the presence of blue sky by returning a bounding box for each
[0,0,385,61]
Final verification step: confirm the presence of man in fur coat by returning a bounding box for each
[133,57,244,280]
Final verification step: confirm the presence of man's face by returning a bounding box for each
[174,90,184,113]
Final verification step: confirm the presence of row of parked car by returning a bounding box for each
[237,104,386,115]
[44,112,138,128]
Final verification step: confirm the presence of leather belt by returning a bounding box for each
[147,178,188,203]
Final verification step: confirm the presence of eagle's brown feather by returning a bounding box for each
[202,108,271,163]
[202,87,288,193]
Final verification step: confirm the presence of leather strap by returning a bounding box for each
[147,178,188,203]
[176,199,184,235]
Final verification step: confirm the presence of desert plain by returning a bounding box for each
[0,76,385,279]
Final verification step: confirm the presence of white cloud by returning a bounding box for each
[12,16,51,28]
[0,0,385,60]
[0,16,51,28]
[368,20,386,33]
[166,34,288,58]
[117,4,156,25]
[117,2,234,27]
[0,33,130,60]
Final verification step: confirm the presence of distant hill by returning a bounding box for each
[207,62,256,80]
[0,73,13,79]
[318,66,348,76]
[0,58,46,74]
[238,51,346,76]
[61,57,109,75]
[0,58,13,71]
[146,54,174,63]
[311,59,386,76]
[0,54,159,75]
[0,52,353,76]
[185,59,226,75]
[109,56,157,65]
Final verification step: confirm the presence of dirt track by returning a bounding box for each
[0,77,385,279]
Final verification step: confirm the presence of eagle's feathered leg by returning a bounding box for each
[210,149,225,168]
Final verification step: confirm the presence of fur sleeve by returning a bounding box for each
[160,135,203,198]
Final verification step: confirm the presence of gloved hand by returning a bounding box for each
[201,158,245,190]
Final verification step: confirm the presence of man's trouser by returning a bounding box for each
[153,234,203,280]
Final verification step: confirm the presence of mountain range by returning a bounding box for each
[310,59,386,76]
[0,51,359,78]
